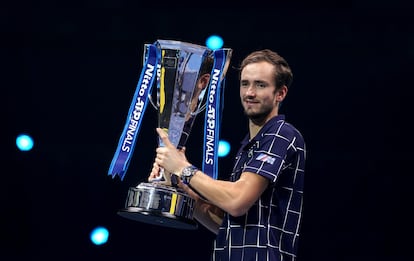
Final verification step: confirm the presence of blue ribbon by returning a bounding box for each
[202,49,228,180]
[108,44,160,180]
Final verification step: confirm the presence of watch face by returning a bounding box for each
[183,166,195,177]
[181,166,198,184]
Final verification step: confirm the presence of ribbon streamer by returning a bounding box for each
[202,49,231,180]
[108,44,160,180]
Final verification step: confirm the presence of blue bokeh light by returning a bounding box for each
[206,35,224,50]
[16,134,34,151]
[218,140,231,157]
[90,226,109,246]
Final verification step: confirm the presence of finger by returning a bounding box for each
[149,163,162,181]
[152,162,160,172]
[178,149,186,158]
[180,146,186,153]
[154,157,161,166]
[148,172,158,181]
[156,128,174,148]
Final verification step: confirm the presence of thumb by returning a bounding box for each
[156,128,174,147]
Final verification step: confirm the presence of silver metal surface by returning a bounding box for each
[118,182,198,230]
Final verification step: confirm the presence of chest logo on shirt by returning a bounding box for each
[256,153,276,165]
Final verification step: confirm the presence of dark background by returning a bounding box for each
[3,2,414,260]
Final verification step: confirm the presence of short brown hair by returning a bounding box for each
[240,49,293,89]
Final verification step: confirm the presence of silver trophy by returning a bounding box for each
[117,40,232,229]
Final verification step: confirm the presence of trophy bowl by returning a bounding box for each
[118,182,197,230]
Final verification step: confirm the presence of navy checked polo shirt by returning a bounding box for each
[212,115,306,261]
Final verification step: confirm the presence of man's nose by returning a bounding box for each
[245,85,256,96]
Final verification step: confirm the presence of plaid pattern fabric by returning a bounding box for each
[212,115,306,261]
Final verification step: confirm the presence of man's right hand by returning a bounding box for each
[148,162,162,182]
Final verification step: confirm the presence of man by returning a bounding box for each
[150,49,306,261]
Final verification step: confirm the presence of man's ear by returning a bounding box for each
[276,85,288,102]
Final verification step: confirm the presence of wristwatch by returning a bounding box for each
[180,165,199,185]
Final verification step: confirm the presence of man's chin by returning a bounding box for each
[244,109,270,123]
[246,112,263,120]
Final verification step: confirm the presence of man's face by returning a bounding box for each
[240,61,279,122]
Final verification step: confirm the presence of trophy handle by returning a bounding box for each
[191,103,206,116]
[148,93,159,110]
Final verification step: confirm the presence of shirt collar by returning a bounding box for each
[240,114,285,150]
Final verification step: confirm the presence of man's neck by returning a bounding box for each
[248,122,261,140]
[248,119,270,140]
[248,111,279,140]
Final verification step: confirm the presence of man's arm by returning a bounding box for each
[155,127,269,217]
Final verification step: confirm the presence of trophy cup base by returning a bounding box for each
[118,208,198,230]
[118,182,198,230]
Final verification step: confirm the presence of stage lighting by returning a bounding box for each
[90,226,109,246]
[218,140,230,157]
[16,134,34,151]
[206,35,224,50]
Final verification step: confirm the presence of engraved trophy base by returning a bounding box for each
[117,182,198,230]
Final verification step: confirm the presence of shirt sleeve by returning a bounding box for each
[243,122,295,183]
